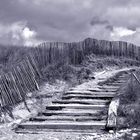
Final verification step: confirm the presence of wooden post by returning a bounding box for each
[132,72,140,85]
[107,99,120,131]
[23,99,31,112]
[130,72,133,92]
[40,97,43,114]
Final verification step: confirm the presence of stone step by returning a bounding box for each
[38,109,107,117]
[116,77,128,81]
[116,78,128,81]
[44,108,107,113]
[113,81,126,83]
[116,78,128,82]
[16,121,106,130]
[118,78,128,81]
[29,115,107,122]
[63,92,116,97]
[45,104,108,110]
[62,94,114,100]
[105,81,123,85]
[52,99,110,105]
[69,87,100,91]
[65,90,95,94]
[98,85,120,89]
[118,75,128,77]
[87,88,117,92]
[65,90,116,94]
[15,128,104,134]
[70,88,117,92]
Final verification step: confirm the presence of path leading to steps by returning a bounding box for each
[15,68,132,134]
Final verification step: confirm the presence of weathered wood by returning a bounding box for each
[0,54,40,108]
[132,72,140,85]
[107,98,120,128]
[23,100,31,112]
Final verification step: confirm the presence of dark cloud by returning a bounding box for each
[106,25,113,31]
[90,17,109,26]
[0,0,140,45]
[127,26,136,31]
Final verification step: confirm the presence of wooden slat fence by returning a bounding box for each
[0,54,41,108]
[36,38,140,68]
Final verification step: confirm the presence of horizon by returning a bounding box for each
[0,37,139,48]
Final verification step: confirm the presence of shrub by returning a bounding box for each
[117,71,140,128]
[41,62,77,83]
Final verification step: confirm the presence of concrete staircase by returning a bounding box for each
[15,71,129,133]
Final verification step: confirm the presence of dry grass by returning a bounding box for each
[117,70,140,128]
[82,54,140,70]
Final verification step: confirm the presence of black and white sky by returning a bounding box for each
[0,0,140,46]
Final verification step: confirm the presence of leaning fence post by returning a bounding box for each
[132,72,140,85]
[106,98,120,131]
[130,72,133,91]
[23,99,31,112]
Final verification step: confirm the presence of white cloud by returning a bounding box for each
[22,27,38,46]
[111,27,136,40]
[0,21,40,46]
[22,27,36,39]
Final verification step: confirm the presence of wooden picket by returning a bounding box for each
[0,54,40,109]
[37,38,140,67]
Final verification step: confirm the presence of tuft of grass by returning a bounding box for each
[41,61,92,85]
[117,71,140,128]
[82,54,140,71]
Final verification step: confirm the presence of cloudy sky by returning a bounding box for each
[0,0,140,46]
